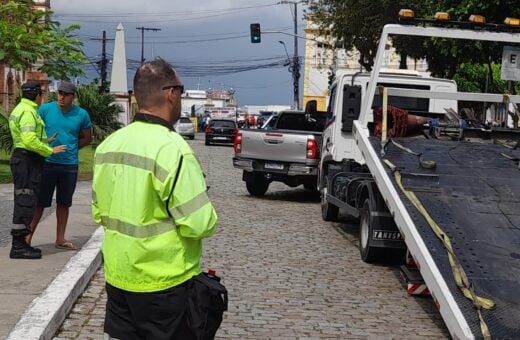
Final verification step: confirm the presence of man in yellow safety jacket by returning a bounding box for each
[8,81,66,259]
[92,58,218,339]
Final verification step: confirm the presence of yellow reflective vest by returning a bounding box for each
[9,98,53,157]
[92,119,218,293]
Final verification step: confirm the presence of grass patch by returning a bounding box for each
[0,146,95,184]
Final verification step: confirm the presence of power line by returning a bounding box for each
[53,4,277,17]
[136,27,161,63]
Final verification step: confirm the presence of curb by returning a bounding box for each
[7,227,104,340]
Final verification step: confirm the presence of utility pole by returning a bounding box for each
[91,31,114,93]
[279,1,301,110]
[136,26,161,63]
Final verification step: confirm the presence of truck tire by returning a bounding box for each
[321,175,338,221]
[359,198,385,263]
[246,176,269,196]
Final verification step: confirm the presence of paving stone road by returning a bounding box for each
[54,133,449,339]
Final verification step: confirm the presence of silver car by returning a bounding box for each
[174,117,195,140]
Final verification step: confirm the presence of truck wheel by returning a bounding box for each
[321,175,338,221]
[359,198,385,263]
[246,176,269,196]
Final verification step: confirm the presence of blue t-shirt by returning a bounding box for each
[39,102,92,165]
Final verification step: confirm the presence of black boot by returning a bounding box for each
[9,229,42,259]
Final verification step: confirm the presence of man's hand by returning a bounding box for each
[48,132,58,143]
[52,145,67,154]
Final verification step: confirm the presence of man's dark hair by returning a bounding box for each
[21,80,42,101]
[133,58,179,109]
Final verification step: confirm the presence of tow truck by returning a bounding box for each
[319,10,520,339]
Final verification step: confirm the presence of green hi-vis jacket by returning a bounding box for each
[92,120,218,293]
[9,98,53,157]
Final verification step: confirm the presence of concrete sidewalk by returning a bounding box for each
[0,181,103,340]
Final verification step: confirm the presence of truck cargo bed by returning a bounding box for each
[369,136,520,338]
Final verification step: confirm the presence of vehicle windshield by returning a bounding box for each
[211,120,236,128]
[179,117,192,124]
[371,83,430,113]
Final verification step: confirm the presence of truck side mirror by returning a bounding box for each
[341,85,362,132]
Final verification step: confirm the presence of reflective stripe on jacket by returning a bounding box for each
[9,98,53,157]
[92,121,218,293]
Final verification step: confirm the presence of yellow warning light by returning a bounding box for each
[504,17,520,27]
[469,14,486,24]
[399,9,415,20]
[434,12,450,21]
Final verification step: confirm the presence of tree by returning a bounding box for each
[307,0,421,71]
[75,84,123,143]
[0,0,86,80]
[307,1,519,80]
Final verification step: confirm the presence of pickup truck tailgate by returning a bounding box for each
[240,130,313,163]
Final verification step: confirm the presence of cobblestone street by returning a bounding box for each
[54,134,449,339]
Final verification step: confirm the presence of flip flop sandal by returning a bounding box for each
[55,241,78,250]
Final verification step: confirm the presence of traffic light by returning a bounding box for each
[250,23,261,43]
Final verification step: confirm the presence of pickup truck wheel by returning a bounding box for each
[321,175,338,221]
[359,198,385,263]
[246,176,269,196]
[205,139,210,146]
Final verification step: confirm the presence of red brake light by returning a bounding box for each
[233,128,238,134]
[306,137,318,159]
[234,132,242,153]
[205,127,212,133]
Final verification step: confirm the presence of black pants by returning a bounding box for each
[105,281,195,340]
[10,148,44,227]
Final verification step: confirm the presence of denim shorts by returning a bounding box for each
[37,163,79,208]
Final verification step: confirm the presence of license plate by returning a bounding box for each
[265,162,284,170]
[214,137,227,140]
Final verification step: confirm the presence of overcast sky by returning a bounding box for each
[51,0,307,106]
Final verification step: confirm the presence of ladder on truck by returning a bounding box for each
[354,18,520,340]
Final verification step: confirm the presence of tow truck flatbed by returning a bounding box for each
[368,136,520,338]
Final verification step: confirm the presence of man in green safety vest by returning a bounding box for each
[92,58,219,339]
[8,80,67,259]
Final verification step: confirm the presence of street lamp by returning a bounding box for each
[278,40,299,109]
[279,40,290,65]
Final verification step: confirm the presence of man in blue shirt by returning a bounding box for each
[27,81,92,251]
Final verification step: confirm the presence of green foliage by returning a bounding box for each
[0,108,13,153]
[0,0,86,79]
[75,84,123,142]
[453,63,520,93]
[307,0,519,80]
[307,0,421,71]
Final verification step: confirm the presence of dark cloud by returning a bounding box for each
[51,0,307,106]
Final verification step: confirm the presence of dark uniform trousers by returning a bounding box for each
[10,148,44,229]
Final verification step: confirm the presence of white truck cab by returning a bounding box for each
[321,71,458,167]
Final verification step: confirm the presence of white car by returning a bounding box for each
[174,117,195,140]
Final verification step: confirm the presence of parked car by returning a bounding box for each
[205,119,238,145]
[174,116,195,140]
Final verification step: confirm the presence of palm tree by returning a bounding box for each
[75,84,123,143]
[0,109,13,153]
